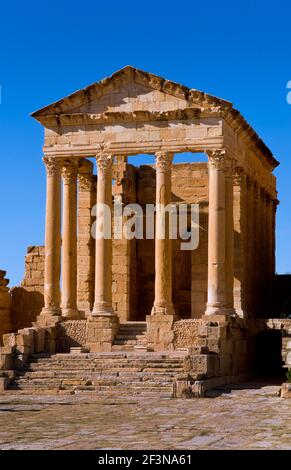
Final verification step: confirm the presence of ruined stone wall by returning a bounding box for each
[10,246,44,332]
[0,271,11,344]
[77,163,96,314]
[56,320,87,352]
[172,164,209,319]
[134,165,155,319]
[21,246,45,294]
[173,319,201,349]
[112,157,137,322]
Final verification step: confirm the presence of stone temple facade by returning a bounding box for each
[1,66,291,397]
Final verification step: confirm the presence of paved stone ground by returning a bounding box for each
[0,381,290,450]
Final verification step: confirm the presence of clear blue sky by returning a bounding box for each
[0,0,290,286]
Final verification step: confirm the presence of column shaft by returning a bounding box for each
[152,152,175,316]
[61,161,79,318]
[42,157,62,317]
[225,157,235,312]
[92,154,114,316]
[206,150,228,315]
[246,177,255,316]
[254,184,262,316]
[233,167,247,317]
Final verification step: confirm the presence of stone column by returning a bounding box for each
[266,194,273,315]
[272,199,278,277]
[233,166,247,318]
[87,154,118,352]
[151,151,175,316]
[92,154,114,316]
[205,149,229,316]
[253,183,262,316]
[246,176,255,316]
[261,189,268,316]
[225,156,235,314]
[40,157,62,323]
[61,160,79,319]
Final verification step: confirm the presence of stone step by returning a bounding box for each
[27,356,184,364]
[24,362,184,372]
[15,371,180,381]
[118,327,146,332]
[10,379,173,392]
[11,382,177,393]
[9,351,186,397]
[113,339,145,345]
[114,334,146,340]
[8,388,173,398]
[118,329,146,335]
[29,352,185,360]
[29,355,184,363]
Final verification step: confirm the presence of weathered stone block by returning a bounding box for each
[146,315,175,351]
[86,315,119,352]
[2,333,16,348]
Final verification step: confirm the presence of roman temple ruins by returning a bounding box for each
[1,66,291,397]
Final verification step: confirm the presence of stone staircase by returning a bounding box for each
[112,322,147,351]
[7,352,186,397]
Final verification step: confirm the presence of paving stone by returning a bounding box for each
[0,381,290,450]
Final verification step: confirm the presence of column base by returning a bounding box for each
[62,308,81,320]
[91,301,115,317]
[151,302,175,316]
[205,304,236,316]
[86,313,119,352]
[146,314,177,352]
[36,308,62,328]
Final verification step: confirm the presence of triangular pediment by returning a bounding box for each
[30,66,278,170]
[31,66,231,118]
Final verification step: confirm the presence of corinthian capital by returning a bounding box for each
[78,173,93,192]
[155,152,173,172]
[61,161,78,184]
[207,149,226,170]
[43,157,62,177]
[96,154,113,173]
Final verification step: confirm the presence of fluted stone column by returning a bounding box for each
[41,157,62,321]
[261,190,271,316]
[151,151,175,316]
[205,149,229,316]
[232,166,247,317]
[254,183,262,316]
[92,154,114,317]
[247,176,255,316]
[61,161,79,319]
[266,194,273,315]
[225,156,235,313]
